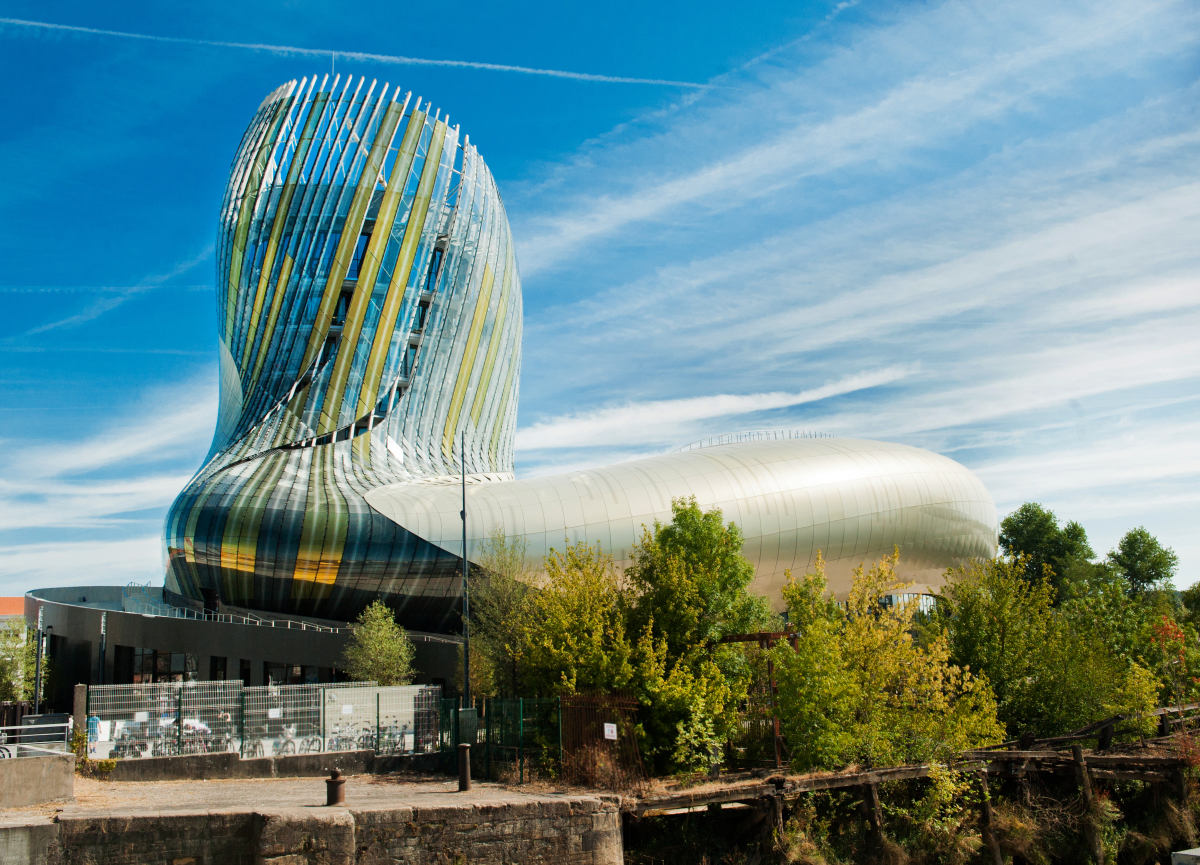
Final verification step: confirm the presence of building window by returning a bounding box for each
[240,659,251,687]
[210,656,228,681]
[333,292,350,326]
[265,663,320,686]
[130,648,197,684]
[423,247,443,292]
[347,233,370,280]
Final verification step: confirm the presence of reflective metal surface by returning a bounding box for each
[365,437,998,605]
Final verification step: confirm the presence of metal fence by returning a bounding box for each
[0,718,72,759]
[482,697,561,782]
[561,692,645,787]
[85,681,440,760]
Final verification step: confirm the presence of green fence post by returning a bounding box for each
[518,697,524,784]
[240,687,246,758]
[485,698,491,781]
[557,697,563,778]
[177,686,184,754]
[376,692,381,752]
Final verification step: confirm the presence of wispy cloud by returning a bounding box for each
[0,17,710,88]
[0,537,164,595]
[0,377,215,533]
[517,366,914,449]
[510,0,1200,581]
[16,244,213,337]
[513,0,1195,276]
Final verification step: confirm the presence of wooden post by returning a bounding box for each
[858,782,886,850]
[977,771,1003,865]
[765,637,782,770]
[1072,745,1105,864]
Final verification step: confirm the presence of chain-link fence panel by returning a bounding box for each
[86,682,243,759]
[243,682,368,758]
[85,681,440,761]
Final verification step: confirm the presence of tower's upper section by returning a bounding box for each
[211,75,522,479]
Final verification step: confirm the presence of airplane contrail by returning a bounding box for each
[0,17,712,88]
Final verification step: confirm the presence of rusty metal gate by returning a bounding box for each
[561,692,645,787]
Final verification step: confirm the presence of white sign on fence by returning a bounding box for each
[603,723,618,741]
[267,708,283,719]
[342,704,354,715]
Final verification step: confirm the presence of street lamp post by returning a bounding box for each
[461,426,470,709]
[32,606,43,714]
[99,612,107,686]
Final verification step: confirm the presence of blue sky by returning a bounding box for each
[0,0,1197,594]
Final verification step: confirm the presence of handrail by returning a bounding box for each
[670,429,836,453]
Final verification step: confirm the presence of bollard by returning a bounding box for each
[326,768,346,806]
[458,743,471,792]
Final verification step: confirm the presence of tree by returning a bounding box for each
[341,602,415,685]
[471,527,534,696]
[522,540,635,696]
[625,498,773,773]
[924,556,1055,734]
[775,550,1004,770]
[0,619,37,702]
[1110,526,1179,594]
[932,556,1158,739]
[999,502,1095,592]
[626,497,770,654]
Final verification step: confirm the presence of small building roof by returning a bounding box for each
[0,597,25,616]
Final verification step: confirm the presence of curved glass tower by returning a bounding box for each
[165,76,522,628]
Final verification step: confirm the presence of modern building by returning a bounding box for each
[26,76,997,706]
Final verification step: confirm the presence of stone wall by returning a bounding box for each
[0,794,623,865]
[0,755,75,808]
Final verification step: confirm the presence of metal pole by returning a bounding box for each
[98,612,107,686]
[461,426,470,708]
[32,607,43,714]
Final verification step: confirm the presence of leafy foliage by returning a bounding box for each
[469,527,534,696]
[523,540,635,696]
[340,601,415,685]
[930,556,1158,738]
[1110,526,1179,594]
[999,502,1095,594]
[0,619,38,702]
[520,498,772,773]
[775,550,1004,771]
[626,498,773,772]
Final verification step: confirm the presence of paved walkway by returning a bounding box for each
[0,773,582,826]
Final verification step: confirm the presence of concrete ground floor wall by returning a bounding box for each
[0,756,74,808]
[102,749,439,782]
[0,784,622,865]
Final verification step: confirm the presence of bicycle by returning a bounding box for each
[298,725,324,754]
[273,724,298,756]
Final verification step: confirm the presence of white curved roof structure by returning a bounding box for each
[365,437,998,606]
